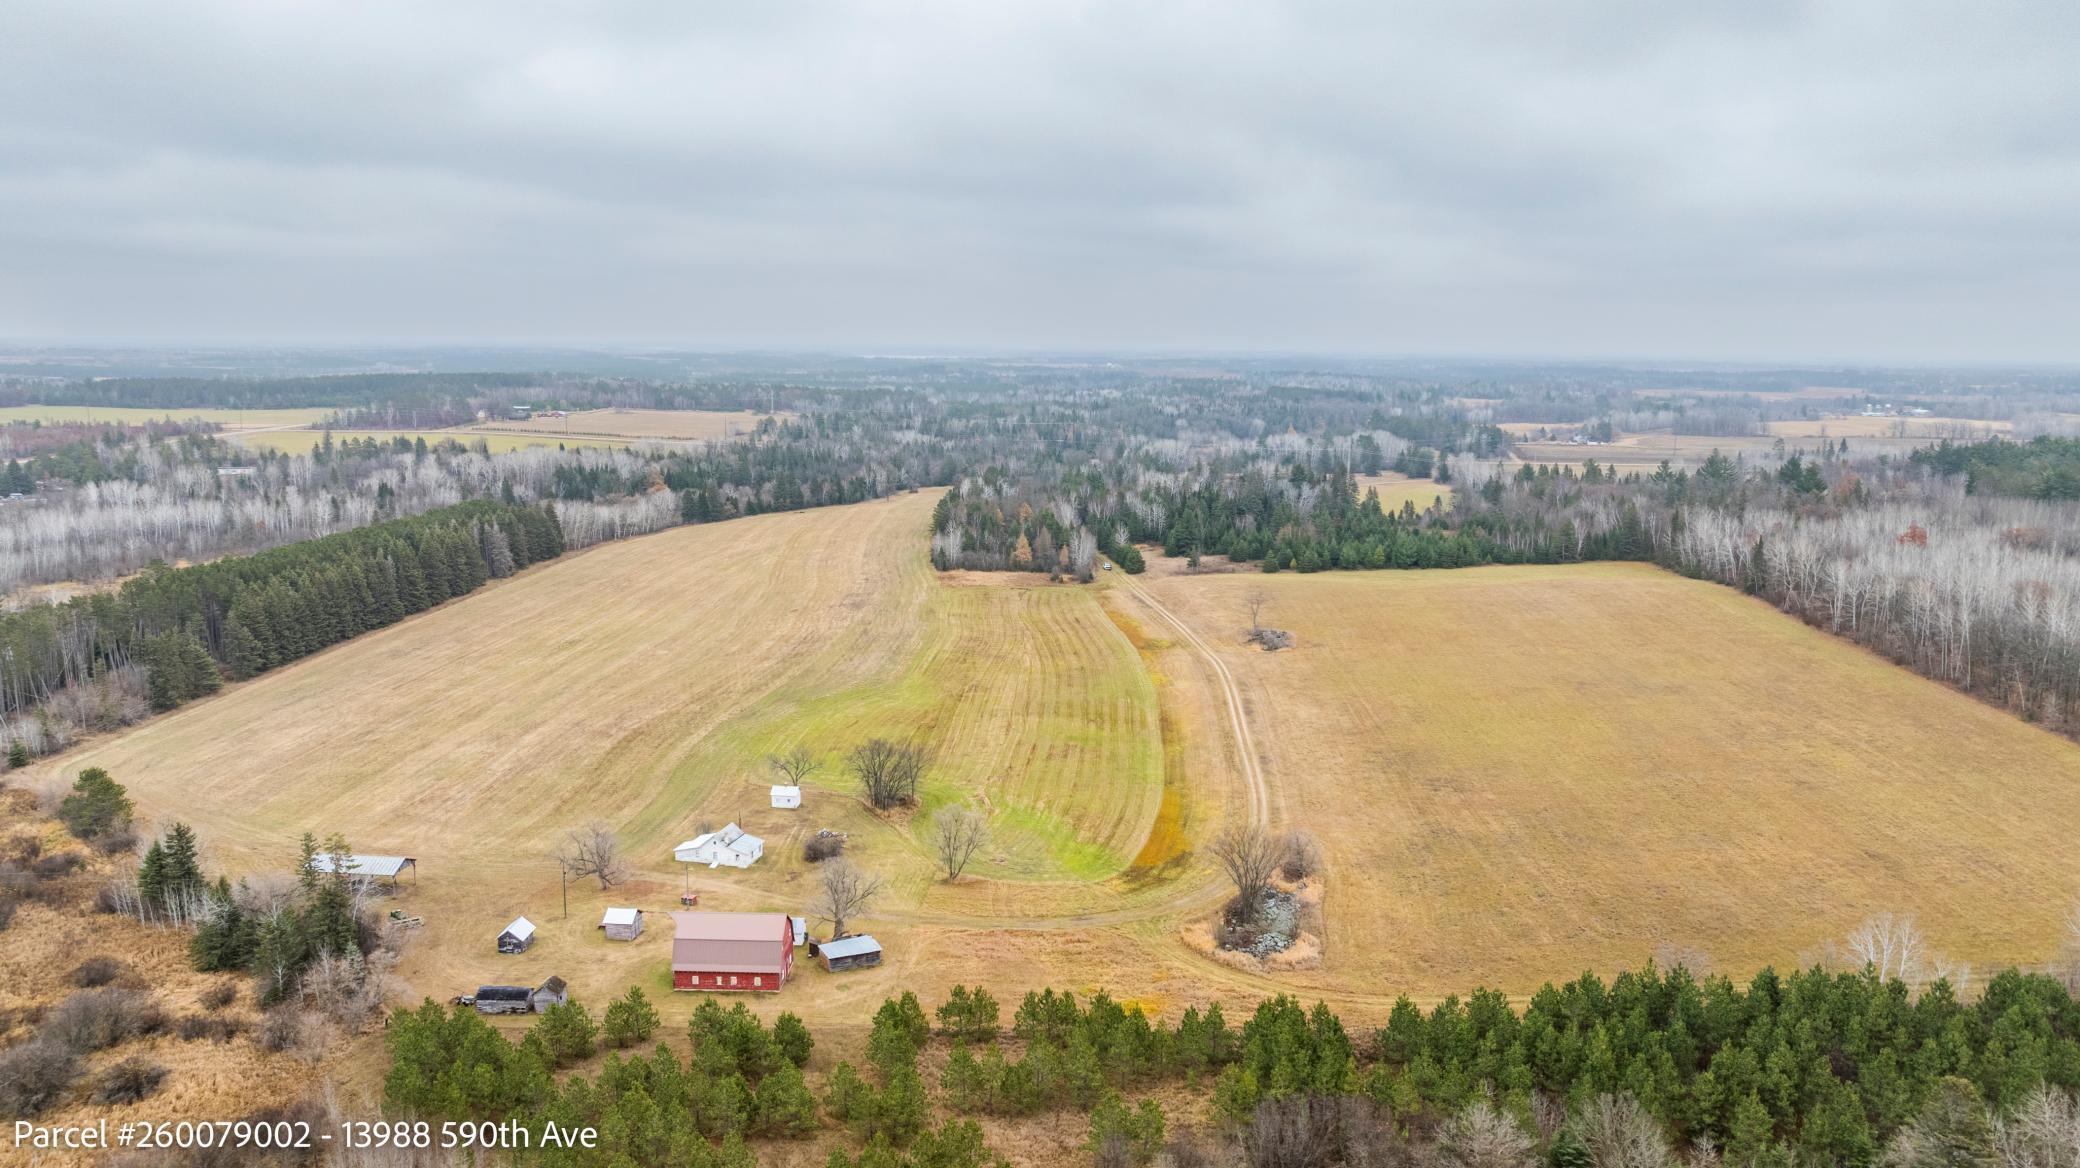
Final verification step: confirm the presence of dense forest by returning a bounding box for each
[1911,437,2080,501]
[365,961,2080,1167]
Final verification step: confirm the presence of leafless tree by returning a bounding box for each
[555,821,629,890]
[1992,1085,2080,1168]
[1245,587,1270,636]
[1572,1093,1675,1168]
[811,858,885,939]
[1846,912,1927,983]
[931,806,991,880]
[1212,823,1282,923]
[1278,829,1324,880]
[2061,902,2080,995]
[849,738,928,810]
[768,747,821,786]
[1437,1099,1540,1168]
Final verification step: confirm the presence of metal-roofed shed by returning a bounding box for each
[819,934,883,973]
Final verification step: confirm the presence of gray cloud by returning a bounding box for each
[1,0,2075,361]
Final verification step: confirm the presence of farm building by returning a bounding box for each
[472,985,532,1015]
[498,916,536,954]
[599,907,643,941]
[819,934,883,973]
[532,976,569,1011]
[770,785,801,809]
[314,853,416,884]
[669,911,793,992]
[791,916,808,947]
[673,823,764,868]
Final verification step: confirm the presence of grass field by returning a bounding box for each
[1357,473,1453,514]
[38,492,1165,1024]
[467,408,790,441]
[230,428,627,453]
[1512,416,2007,470]
[0,405,333,428]
[1137,564,2080,992]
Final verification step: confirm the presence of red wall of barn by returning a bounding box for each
[672,970,781,992]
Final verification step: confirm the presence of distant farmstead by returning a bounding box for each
[498,916,536,954]
[673,823,764,869]
[669,911,793,992]
[599,907,643,941]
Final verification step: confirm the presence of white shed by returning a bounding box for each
[599,907,643,942]
[498,916,536,954]
[770,785,802,809]
[673,823,764,869]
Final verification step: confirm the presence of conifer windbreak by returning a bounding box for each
[0,499,564,721]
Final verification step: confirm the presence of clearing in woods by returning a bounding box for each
[41,491,1164,1020]
[465,408,792,441]
[1356,472,1453,515]
[1135,563,2080,993]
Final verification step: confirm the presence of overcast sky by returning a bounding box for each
[1,1,2074,363]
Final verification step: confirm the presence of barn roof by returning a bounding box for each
[820,935,882,960]
[600,907,640,927]
[501,916,535,942]
[669,911,790,975]
[315,853,415,878]
[476,985,530,1001]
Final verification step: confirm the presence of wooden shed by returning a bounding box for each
[531,976,569,1012]
[599,907,643,941]
[819,934,883,973]
[497,916,536,954]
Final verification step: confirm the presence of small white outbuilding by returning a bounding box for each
[498,916,536,954]
[770,785,802,809]
[599,907,643,941]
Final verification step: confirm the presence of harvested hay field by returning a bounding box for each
[466,408,789,442]
[0,404,332,429]
[1137,562,2080,993]
[37,492,1164,1023]
[230,427,626,454]
[1356,473,1453,515]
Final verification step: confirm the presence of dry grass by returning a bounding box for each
[35,492,1167,1032]
[1136,563,2080,992]
[1355,473,1454,515]
[466,408,791,441]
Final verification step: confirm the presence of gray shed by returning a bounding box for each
[531,976,569,1012]
[599,907,643,941]
[498,916,536,954]
[819,934,883,973]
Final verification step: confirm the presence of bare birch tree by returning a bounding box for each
[931,806,990,880]
[1846,912,1927,983]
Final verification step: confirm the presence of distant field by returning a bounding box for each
[230,427,626,453]
[43,493,1164,1021]
[0,404,332,428]
[1513,425,1967,469]
[468,408,790,441]
[1139,564,2080,992]
[1357,472,1453,514]
[1764,415,2009,440]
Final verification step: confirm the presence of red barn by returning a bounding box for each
[669,911,793,992]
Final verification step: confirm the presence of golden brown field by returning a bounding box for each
[1134,563,2080,993]
[1356,473,1453,514]
[1511,416,2008,470]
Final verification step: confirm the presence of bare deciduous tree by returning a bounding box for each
[931,806,991,880]
[2060,901,2080,995]
[555,822,629,890]
[849,739,928,811]
[1437,1099,1540,1168]
[1211,824,1282,923]
[1278,829,1324,880]
[1846,912,1927,983]
[1245,587,1270,636]
[768,747,821,786]
[1992,1084,2080,1168]
[1573,1094,1675,1168]
[811,858,885,940]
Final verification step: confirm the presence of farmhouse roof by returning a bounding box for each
[501,916,535,942]
[670,911,789,976]
[820,935,882,960]
[315,853,415,878]
[600,907,640,927]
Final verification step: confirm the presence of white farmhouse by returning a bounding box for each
[770,785,801,809]
[673,823,764,869]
